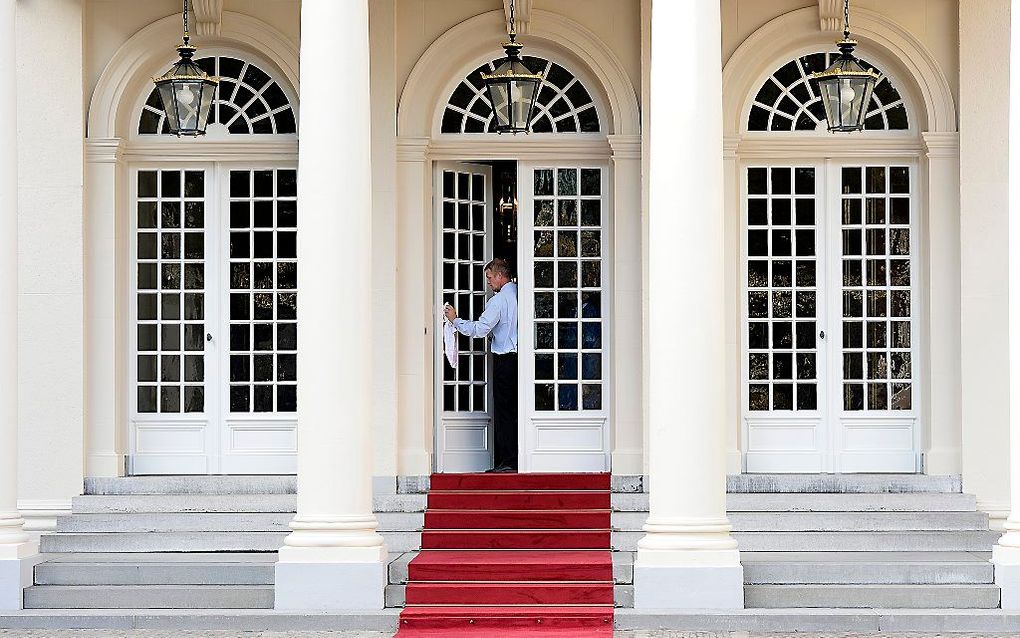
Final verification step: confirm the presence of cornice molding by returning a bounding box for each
[607,134,640,160]
[396,136,431,162]
[428,136,611,161]
[921,131,960,158]
[122,139,297,162]
[85,138,125,164]
[736,135,923,160]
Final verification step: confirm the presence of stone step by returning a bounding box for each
[85,477,297,495]
[741,552,994,585]
[387,552,634,586]
[726,474,961,494]
[40,531,421,553]
[612,492,978,512]
[23,585,275,609]
[56,512,424,533]
[383,584,633,608]
[612,511,989,532]
[34,558,275,586]
[71,493,426,514]
[743,584,1000,609]
[611,530,1001,552]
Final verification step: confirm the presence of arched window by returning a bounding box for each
[747,52,908,132]
[138,56,296,135]
[441,56,601,134]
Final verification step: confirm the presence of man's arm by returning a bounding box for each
[453,296,502,339]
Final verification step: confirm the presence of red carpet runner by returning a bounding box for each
[395,472,614,637]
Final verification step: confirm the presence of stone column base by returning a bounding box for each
[275,561,385,610]
[633,564,744,609]
[0,550,42,610]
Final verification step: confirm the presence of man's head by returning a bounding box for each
[484,258,513,292]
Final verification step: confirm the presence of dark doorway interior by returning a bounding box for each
[490,160,518,279]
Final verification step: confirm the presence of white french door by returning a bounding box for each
[518,162,610,472]
[742,161,919,473]
[129,164,298,474]
[433,162,494,473]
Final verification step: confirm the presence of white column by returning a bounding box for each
[993,0,1020,608]
[633,0,742,609]
[0,0,39,611]
[274,0,388,610]
[85,138,125,478]
[608,135,643,474]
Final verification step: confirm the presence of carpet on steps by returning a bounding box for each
[395,473,613,637]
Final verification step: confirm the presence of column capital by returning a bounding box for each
[85,138,124,164]
[608,134,641,160]
[723,135,740,160]
[921,131,960,158]
[396,136,430,163]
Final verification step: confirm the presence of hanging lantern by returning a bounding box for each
[812,0,878,132]
[481,0,543,134]
[153,0,218,137]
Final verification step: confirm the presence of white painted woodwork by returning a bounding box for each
[433,162,493,473]
[518,162,611,473]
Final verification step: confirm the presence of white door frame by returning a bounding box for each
[427,138,614,473]
[739,152,923,473]
[432,161,495,473]
[127,159,298,475]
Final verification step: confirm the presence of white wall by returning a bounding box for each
[959,0,1010,525]
[16,0,85,527]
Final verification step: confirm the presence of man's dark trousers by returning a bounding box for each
[492,352,518,470]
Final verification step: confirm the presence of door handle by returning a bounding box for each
[206,333,213,342]
[819,330,826,339]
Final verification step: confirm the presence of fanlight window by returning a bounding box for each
[442,56,601,134]
[139,56,296,135]
[748,52,908,132]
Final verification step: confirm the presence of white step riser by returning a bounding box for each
[613,493,978,512]
[23,585,275,610]
[611,531,1001,552]
[613,511,989,532]
[743,584,1000,609]
[383,584,633,609]
[40,531,421,554]
[34,563,274,586]
[56,512,424,533]
[71,494,426,514]
[727,474,961,494]
[743,563,994,585]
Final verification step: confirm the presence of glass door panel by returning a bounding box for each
[520,163,609,472]
[434,162,493,473]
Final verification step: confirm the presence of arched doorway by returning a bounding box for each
[396,9,641,474]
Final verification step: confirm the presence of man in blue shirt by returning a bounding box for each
[444,258,518,472]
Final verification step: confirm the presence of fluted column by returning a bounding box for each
[633,0,742,609]
[274,0,387,610]
[993,0,1020,609]
[0,0,38,611]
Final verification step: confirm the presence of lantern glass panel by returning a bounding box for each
[157,84,181,133]
[486,81,511,129]
[175,80,203,133]
[198,82,216,130]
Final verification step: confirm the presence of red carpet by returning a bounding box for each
[395,472,614,637]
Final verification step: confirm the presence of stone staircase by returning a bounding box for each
[25,477,425,609]
[24,474,1001,610]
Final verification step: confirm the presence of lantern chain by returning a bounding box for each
[507,0,517,41]
[183,0,191,45]
[843,0,851,40]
